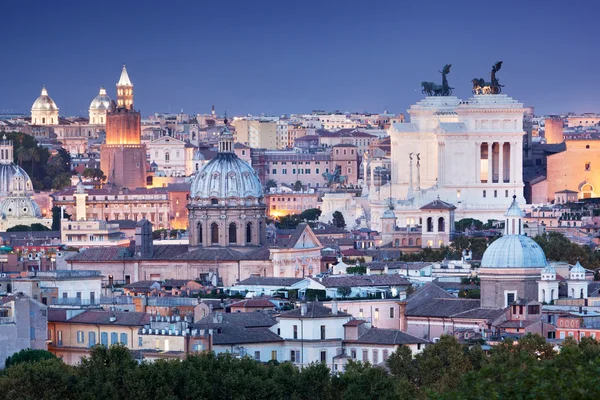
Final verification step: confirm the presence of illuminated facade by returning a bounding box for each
[369,93,526,231]
[100,65,147,189]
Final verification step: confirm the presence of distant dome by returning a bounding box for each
[382,209,396,219]
[190,128,262,200]
[89,87,112,111]
[0,196,41,219]
[31,86,58,111]
[0,164,33,198]
[481,235,548,269]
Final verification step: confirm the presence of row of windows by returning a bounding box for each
[272,168,322,175]
[482,190,510,198]
[52,330,128,347]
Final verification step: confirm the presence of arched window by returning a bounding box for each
[165,152,170,161]
[246,222,252,244]
[401,238,407,246]
[438,217,445,232]
[416,238,422,246]
[394,239,400,247]
[211,198,219,205]
[229,223,237,244]
[408,238,414,246]
[426,217,433,232]
[42,117,46,124]
[198,223,203,244]
[211,223,219,245]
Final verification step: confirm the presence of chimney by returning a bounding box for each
[332,299,338,315]
[398,301,407,332]
[384,266,389,275]
[301,303,307,316]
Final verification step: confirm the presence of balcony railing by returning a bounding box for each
[0,316,16,324]
[51,298,100,306]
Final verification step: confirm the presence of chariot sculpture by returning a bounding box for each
[421,64,453,96]
[322,165,347,188]
[472,61,504,94]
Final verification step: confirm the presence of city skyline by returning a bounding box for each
[2,0,599,116]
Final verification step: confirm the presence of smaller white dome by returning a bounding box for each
[89,87,112,111]
[541,265,556,275]
[32,86,59,111]
[570,261,586,277]
[481,235,548,269]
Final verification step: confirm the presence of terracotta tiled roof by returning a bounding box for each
[278,303,351,319]
[420,199,456,210]
[350,328,429,345]
[318,275,411,288]
[236,277,305,287]
[64,310,150,326]
[229,299,275,308]
[406,298,481,318]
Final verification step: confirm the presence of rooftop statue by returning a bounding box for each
[322,164,347,189]
[421,64,453,96]
[472,61,504,95]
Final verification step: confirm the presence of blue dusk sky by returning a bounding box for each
[1,0,598,117]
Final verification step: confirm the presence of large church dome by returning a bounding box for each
[481,235,548,269]
[190,128,263,201]
[31,86,58,111]
[89,86,112,111]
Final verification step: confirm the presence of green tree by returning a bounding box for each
[27,147,40,176]
[265,179,277,192]
[299,208,322,222]
[337,286,352,299]
[16,147,30,168]
[5,349,57,368]
[52,173,72,190]
[82,168,106,182]
[412,335,477,393]
[332,211,346,229]
[293,180,303,192]
[51,206,71,231]
[6,223,51,232]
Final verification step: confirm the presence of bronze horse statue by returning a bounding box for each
[472,61,504,94]
[322,165,347,188]
[421,64,453,96]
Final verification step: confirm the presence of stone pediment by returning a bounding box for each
[149,136,186,146]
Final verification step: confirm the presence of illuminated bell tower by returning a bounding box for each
[116,64,134,109]
[101,65,146,189]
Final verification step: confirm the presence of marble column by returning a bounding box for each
[487,142,493,183]
[498,141,504,184]
[475,142,481,184]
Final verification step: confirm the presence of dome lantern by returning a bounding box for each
[505,194,524,235]
[218,116,234,153]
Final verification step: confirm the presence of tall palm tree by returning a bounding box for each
[16,148,29,168]
[27,148,40,177]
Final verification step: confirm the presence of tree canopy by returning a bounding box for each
[332,211,346,229]
[3,336,600,399]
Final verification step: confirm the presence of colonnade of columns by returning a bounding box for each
[475,141,518,184]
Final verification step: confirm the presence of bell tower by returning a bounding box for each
[116,64,134,109]
[101,64,146,189]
